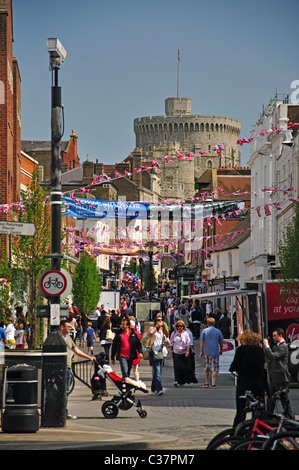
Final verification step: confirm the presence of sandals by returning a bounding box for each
[203,384,209,388]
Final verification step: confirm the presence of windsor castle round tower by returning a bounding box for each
[133,97,241,201]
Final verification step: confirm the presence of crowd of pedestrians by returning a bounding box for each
[1,281,292,424]
[57,285,297,424]
[65,286,232,397]
[0,303,31,351]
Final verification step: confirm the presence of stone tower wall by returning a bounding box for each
[133,98,241,200]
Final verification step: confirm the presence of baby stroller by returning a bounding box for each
[95,352,148,419]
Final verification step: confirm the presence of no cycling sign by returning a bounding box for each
[39,270,67,298]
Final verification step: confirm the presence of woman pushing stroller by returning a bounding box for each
[111,317,143,379]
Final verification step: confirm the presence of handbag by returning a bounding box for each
[141,330,155,349]
[143,348,149,360]
[162,345,168,357]
[153,349,164,361]
[106,329,115,342]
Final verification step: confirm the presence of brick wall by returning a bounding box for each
[62,129,80,170]
[0,1,21,256]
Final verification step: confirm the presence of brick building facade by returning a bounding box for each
[22,129,80,182]
[0,0,21,255]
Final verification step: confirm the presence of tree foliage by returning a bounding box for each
[0,250,12,312]
[12,169,51,347]
[72,253,102,314]
[278,204,299,293]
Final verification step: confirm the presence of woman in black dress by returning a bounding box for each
[229,330,266,427]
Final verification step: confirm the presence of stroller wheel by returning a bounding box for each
[137,408,147,418]
[101,401,119,419]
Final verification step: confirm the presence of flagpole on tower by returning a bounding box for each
[177,49,180,98]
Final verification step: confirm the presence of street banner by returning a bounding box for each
[219,339,235,374]
[62,197,245,221]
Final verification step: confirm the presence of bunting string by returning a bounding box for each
[0,122,298,221]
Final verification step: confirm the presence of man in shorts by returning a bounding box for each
[199,317,223,388]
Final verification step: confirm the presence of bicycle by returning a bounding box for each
[68,371,75,395]
[231,422,299,450]
[206,391,279,450]
[230,389,299,450]
[206,389,295,450]
[261,430,299,450]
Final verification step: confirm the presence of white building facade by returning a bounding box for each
[246,98,299,281]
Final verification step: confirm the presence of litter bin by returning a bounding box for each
[2,363,39,433]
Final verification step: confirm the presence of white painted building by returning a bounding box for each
[209,214,251,289]
[246,97,299,281]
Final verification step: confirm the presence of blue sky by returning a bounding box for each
[13,0,299,167]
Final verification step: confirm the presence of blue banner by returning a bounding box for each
[62,196,245,221]
[62,197,151,220]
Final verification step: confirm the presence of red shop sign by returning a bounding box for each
[266,283,299,321]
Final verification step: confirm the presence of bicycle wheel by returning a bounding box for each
[206,436,242,450]
[234,419,256,437]
[230,436,268,450]
[206,428,235,450]
[262,431,299,450]
[68,372,75,395]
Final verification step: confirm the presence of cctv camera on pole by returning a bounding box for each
[41,39,68,429]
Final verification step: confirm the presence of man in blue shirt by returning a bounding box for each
[200,317,223,388]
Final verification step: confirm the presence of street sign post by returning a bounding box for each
[0,221,36,236]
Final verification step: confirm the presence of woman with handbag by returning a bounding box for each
[148,316,170,396]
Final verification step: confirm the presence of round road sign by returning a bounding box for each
[40,270,67,297]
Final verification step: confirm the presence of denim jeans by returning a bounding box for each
[119,356,132,379]
[151,359,163,393]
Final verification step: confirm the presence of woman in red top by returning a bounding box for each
[111,318,143,379]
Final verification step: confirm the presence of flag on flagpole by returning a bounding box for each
[178,49,180,61]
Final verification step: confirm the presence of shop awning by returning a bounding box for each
[183,289,259,300]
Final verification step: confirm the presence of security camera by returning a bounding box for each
[47,38,67,68]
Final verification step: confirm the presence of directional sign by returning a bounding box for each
[39,270,67,298]
[0,221,36,236]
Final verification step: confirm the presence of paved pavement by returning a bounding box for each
[1,339,299,451]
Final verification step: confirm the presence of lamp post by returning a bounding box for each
[139,257,144,297]
[221,270,227,291]
[221,270,227,315]
[137,249,147,298]
[47,38,66,330]
[146,241,156,302]
[42,39,68,429]
[146,241,156,320]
